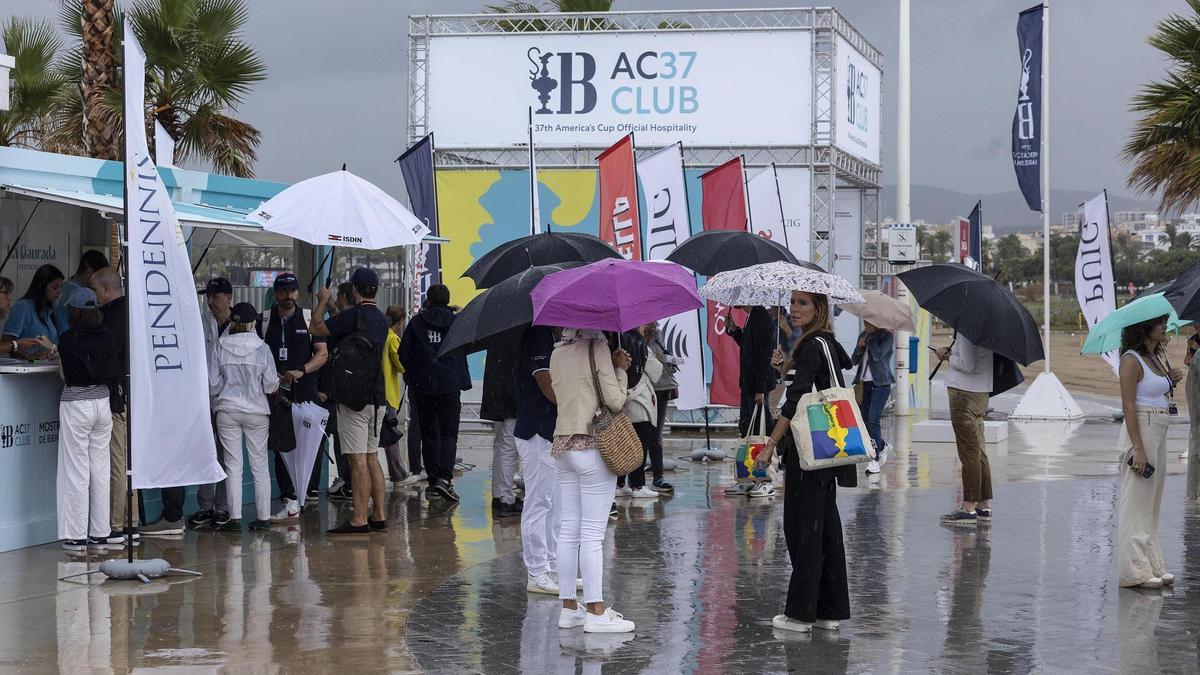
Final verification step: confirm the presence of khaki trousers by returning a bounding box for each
[948,388,992,503]
[1117,408,1170,587]
[109,412,137,529]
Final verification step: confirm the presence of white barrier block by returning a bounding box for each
[912,420,1009,444]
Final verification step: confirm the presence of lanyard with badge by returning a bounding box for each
[278,315,289,363]
[1148,351,1178,415]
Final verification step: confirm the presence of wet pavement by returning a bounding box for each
[0,416,1197,673]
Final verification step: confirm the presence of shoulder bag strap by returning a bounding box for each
[814,337,842,390]
[588,341,608,412]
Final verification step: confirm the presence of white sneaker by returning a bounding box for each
[397,472,423,487]
[724,481,750,496]
[559,606,587,628]
[1137,577,1164,589]
[615,485,633,497]
[583,608,635,634]
[630,486,659,500]
[1161,573,1175,585]
[748,482,776,498]
[814,619,840,631]
[527,571,559,595]
[772,614,812,633]
[864,460,881,474]
[879,443,893,465]
[271,498,300,522]
[546,571,584,590]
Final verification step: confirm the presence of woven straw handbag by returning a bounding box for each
[588,343,644,476]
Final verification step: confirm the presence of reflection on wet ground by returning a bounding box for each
[0,417,1196,672]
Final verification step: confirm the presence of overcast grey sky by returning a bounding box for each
[4,0,1188,216]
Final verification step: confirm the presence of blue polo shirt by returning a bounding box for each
[515,325,557,442]
[3,298,59,345]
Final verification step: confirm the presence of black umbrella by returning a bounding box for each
[463,231,619,289]
[1155,261,1200,320]
[665,230,818,276]
[441,262,583,355]
[897,263,1044,366]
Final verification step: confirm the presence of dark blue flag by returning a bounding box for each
[968,201,982,266]
[397,134,441,300]
[1012,5,1043,212]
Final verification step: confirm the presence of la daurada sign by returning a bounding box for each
[426,31,813,147]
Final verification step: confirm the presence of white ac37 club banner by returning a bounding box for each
[746,165,788,249]
[638,144,705,410]
[1076,190,1118,373]
[125,21,224,489]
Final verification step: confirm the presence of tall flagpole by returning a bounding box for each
[1041,0,1051,373]
[894,0,912,416]
[528,107,540,235]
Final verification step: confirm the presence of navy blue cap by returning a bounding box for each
[350,267,379,288]
[231,302,258,323]
[273,272,299,290]
[200,277,233,296]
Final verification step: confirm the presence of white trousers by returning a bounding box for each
[1117,408,1170,586]
[516,434,559,576]
[57,398,113,540]
[555,448,616,603]
[492,419,519,502]
[216,411,271,522]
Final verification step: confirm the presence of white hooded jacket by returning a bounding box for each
[209,331,279,416]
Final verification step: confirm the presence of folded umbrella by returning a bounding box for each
[1081,293,1187,354]
[665,230,818,276]
[440,262,583,355]
[840,289,916,332]
[531,259,702,333]
[463,231,620,289]
[897,263,1044,366]
[282,401,330,509]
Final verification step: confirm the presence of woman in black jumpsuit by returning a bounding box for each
[755,289,855,633]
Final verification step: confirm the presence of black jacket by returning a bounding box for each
[727,306,776,395]
[480,335,520,421]
[779,330,858,488]
[399,305,471,397]
[99,296,129,413]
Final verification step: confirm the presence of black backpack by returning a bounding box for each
[328,308,382,411]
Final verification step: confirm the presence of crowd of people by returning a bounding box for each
[0,252,1182,636]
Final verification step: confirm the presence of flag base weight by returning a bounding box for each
[58,558,202,585]
[1008,372,1085,420]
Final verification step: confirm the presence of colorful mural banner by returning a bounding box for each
[700,157,749,406]
[597,134,642,260]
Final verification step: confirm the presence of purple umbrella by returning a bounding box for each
[531,259,702,332]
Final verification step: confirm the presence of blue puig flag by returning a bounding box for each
[1012,5,1043,212]
[397,134,441,302]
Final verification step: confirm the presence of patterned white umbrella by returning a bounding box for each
[699,261,864,307]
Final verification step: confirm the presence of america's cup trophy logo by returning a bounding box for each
[528,47,558,114]
[1017,49,1034,141]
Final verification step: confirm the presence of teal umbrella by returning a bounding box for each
[1082,293,1189,354]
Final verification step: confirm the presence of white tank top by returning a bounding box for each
[1124,351,1171,409]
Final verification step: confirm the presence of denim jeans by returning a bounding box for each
[860,381,891,454]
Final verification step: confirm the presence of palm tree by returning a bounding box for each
[0,17,69,148]
[47,0,267,177]
[80,0,119,160]
[487,1,616,31]
[1124,0,1200,213]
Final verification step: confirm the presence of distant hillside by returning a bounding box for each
[879,185,1161,232]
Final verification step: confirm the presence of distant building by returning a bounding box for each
[1061,211,1082,231]
[1114,210,1160,233]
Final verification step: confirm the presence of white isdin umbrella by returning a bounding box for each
[248,168,430,250]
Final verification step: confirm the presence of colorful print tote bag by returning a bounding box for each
[789,337,875,470]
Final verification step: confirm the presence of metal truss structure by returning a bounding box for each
[409,6,883,285]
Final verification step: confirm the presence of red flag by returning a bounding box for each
[701,157,749,406]
[957,217,970,264]
[597,134,642,260]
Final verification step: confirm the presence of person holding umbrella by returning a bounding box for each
[934,335,993,527]
[852,321,894,475]
[755,288,856,634]
[1115,315,1181,588]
